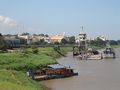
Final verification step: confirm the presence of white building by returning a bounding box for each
[18,33,32,44]
[76,32,87,50]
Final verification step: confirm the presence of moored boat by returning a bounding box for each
[87,50,102,60]
[101,42,116,59]
[102,47,116,59]
[30,64,78,81]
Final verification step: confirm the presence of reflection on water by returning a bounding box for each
[41,48,120,90]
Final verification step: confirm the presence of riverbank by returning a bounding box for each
[0,69,44,90]
[0,47,72,90]
[111,45,120,48]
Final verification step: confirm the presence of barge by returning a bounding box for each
[29,64,78,81]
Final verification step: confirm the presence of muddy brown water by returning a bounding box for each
[40,48,120,90]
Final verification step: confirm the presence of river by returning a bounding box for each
[41,48,120,90]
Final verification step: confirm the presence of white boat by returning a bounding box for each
[102,47,115,59]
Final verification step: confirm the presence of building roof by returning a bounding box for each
[50,35,64,39]
[47,64,66,69]
[79,32,86,35]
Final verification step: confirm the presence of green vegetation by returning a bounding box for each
[89,37,106,48]
[0,52,56,71]
[0,33,7,51]
[89,39,120,49]
[0,69,43,90]
[88,45,104,49]
[0,47,72,90]
[111,45,120,48]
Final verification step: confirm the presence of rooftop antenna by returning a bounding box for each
[80,26,84,34]
[80,26,84,33]
[81,26,83,31]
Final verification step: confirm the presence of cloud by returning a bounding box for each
[0,16,17,27]
[0,15,40,34]
[0,15,20,34]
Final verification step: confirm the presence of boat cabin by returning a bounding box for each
[46,64,74,75]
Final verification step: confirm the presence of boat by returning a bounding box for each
[102,47,115,59]
[101,42,116,59]
[31,64,78,81]
[87,49,102,60]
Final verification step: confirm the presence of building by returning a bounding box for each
[5,38,20,48]
[32,34,51,43]
[76,32,87,50]
[4,34,20,48]
[50,34,64,43]
[4,34,18,39]
[18,33,32,44]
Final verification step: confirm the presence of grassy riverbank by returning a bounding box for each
[0,69,43,90]
[111,45,120,48]
[0,47,72,90]
[90,44,120,48]
[89,45,104,49]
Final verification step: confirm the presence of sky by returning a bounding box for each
[0,0,120,40]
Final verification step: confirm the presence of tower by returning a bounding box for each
[78,32,87,51]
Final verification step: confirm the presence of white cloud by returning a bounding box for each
[0,15,40,34]
[0,16,17,27]
[0,15,20,34]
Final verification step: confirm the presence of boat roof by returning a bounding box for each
[47,64,66,69]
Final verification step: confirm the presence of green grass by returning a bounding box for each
[0,47,72,90]
[88,45,103,49]
[111,45,120,48]
[35,47,72,59]
[0,47,72,71]
[0,52,56,71]
[0,69,43,90]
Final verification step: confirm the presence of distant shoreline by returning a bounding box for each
[111,45,120,48]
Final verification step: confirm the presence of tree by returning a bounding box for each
[21,32,30,35]
[40,39,45,43]
[109,40,118,45]
[32,46,39,54]
[95,37,106,47]
[0,33,7,51]
[54,42,60,45]
[117,40,120,44]
[39,33,44,36]
[89,40,96,46]
[61,38,68,44]
[19,38,27,45]
[68,36,75,44]
[45,34,49,37]
[89,37,106,47]
[39,39,46,45]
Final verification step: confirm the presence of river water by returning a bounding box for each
[41,48,120,90]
